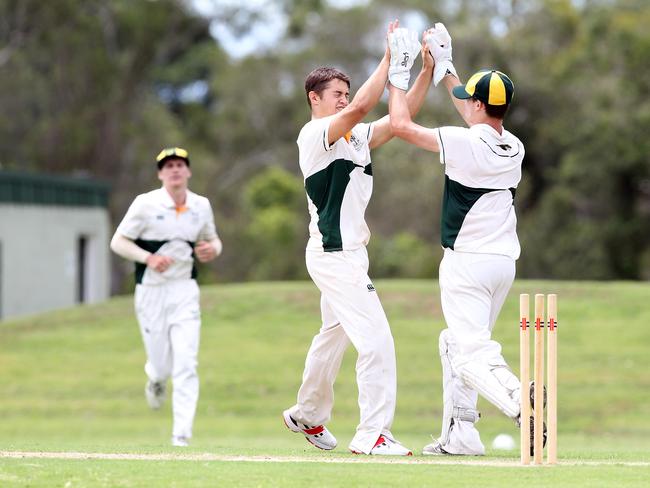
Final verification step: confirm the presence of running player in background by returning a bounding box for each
[110,147,222,447]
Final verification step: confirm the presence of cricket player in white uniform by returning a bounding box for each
[388,24,534,455]
[282,22,431,456]
[110,147,222,447]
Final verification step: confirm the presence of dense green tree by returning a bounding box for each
[240,167,307,280]
[1,0,647,288]
[506,0,650,279]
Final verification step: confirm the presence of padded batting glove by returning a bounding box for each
[388,28,421,91]
[425,22,458,86]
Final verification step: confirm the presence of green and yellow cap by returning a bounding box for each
[452,69,514,106]
[156,147,190,169]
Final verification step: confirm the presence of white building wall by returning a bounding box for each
[0,203,110,319]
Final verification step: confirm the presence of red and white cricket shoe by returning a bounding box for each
[282,409,337,450]
[351,435,413,456]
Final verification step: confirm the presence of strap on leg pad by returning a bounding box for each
[452,406,480,423]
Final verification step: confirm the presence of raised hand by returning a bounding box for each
[425,22,458,86]
[421,31,434,73]
[387,26,421,90]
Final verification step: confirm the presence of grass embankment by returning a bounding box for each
[1,280,649,486]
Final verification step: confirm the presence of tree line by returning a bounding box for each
[0,0,648,291]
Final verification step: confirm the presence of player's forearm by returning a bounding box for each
[388,83,413,136]
[389,83,440,152]
[110,233,150,263]
[349,55,389,115]
[443,74,467,123]
[406,66,434,117]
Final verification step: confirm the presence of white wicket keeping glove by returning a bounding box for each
[425,23,452,62]
[388,28,421,90]
[425,23,458,86]
[432,59,458,87]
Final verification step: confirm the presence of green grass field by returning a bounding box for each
[1,280,649,487]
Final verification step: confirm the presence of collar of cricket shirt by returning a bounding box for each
[159,187,197,213]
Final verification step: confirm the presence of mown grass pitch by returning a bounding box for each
[1,280,649,486]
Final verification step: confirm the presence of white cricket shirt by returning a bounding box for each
[297,115,374,252]
[116,187,218,284]
[436,123,525,259]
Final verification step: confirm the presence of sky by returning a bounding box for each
[190,0,526,59]
[192,0,372,59]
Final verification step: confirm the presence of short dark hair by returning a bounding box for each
[304,67,350,107]
[473,97,510,120]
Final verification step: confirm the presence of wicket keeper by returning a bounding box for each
[388,23,531,455]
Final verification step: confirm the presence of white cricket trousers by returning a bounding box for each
[135,279,201,440]
[287,247,397,454]
[437,249,517,454]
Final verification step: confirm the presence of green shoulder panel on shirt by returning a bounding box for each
[441,175,508,249]
[305,158,363,251]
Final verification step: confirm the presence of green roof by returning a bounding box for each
[0,170,110,207]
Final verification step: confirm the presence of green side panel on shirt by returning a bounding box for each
[305,158,362,252]
[441,176,505,249]
[133,239,197,284]
[189,241,197,280]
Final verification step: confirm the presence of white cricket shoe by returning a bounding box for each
[352,436,413,456]
[145,380,166,410]
[172,436,189,447]
[422,436,483,456]
[282,409,337,450]
[422,438,452,456]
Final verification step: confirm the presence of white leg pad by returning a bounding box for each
[457,360,520,419]
[436,330,484,455]
[439,331,454,445]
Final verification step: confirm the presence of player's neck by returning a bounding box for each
[311,106,337,119]
[485,118,503,134]
[164,186,188,206]
[471,114,503,134]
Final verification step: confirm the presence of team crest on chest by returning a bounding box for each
[349,133,364,151]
